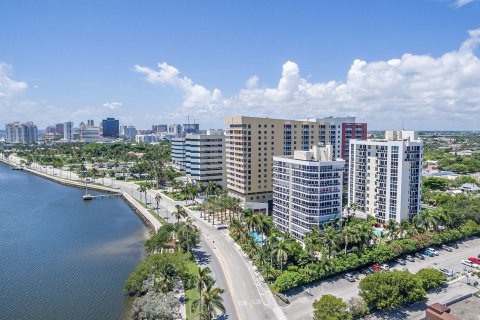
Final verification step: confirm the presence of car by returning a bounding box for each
[215,224,228,230]
[406,255,415,262]
[468,257,480,265]
[396,258,407,265]
[415,253,425,260]
[372,264,381,271]
[462,260,476,268]
[344,273,356,282]
[438,268,454,277]
[423,250,435,257]
[361,268,372,275]
[381,264,390,271]
[426,247,440,256]
[441,244,453,252]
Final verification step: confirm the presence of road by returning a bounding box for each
[282,237,480,320]
[6,155,284,320]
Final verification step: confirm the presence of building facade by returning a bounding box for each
[273,145,345,241]
[183,123,200,135]
[348,131,423,224]
[224,116,366,208]
[152,124,168,133]
[102,118,120,138]
[64,121,74,141]
[5,121,38,144]
[79,127,100,142]
[123,126,136,140]
[171,138,186,171]
[185,133,225,187]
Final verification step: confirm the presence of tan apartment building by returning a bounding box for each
[224,116,366,210]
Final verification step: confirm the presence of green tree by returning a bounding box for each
[192,281,226,320]
[194,267,214,317]
[359,270,426,310]
[312,294,351,320]
[415,268,447,290]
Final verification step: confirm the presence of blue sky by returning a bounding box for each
[1,0,480,130]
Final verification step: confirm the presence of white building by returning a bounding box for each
[171,138,186,171]
[348,130,423,224]
[5,121,38,144]
[79,127,100,142]
[135,134,159,143]
[185,133,225,187]
[273,145,345,241]
[64,121,74,141]
[123,126,136,140]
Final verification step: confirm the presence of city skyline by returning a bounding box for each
[1,1,480,130]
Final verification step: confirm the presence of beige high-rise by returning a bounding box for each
[225,116,366,209]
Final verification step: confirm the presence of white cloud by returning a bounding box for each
[452,0,477,8]
[0,62,28,99]
[103,101,122,110]
[135,28,480,129]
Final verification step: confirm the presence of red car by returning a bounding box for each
[372,264,381,271]
[468,257,480,265]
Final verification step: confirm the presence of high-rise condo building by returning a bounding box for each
[169,124,183,137]
[273,145,345,241]
[87,119,94,127]
[348,130,423,224]
[5,121,38,144]
[123,126,136,140]
[224,116,366,210]
[64,121,74,141]
[185,132,225,187]
[79,127,100,143]
[171,137,186,171]
[102,118,120,138]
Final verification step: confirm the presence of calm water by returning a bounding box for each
[0,163,147,320]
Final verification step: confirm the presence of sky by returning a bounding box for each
[1,0,480,130]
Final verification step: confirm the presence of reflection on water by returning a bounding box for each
[0,163,147,320]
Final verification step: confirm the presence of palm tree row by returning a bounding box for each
[192,267,225,320]
[200,192,242,225]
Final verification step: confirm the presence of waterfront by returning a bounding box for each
[0,162,148,320]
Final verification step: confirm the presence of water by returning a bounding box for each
[0,163,148,320]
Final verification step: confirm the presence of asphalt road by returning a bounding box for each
[282,237,480,320]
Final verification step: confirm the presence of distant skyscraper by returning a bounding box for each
[102,118,119,138]
[5,121,38,144]
[152,124,168,133]
[64,121,74,141]
[124,126,136,139]
[55,123,64,136]
[169,124,183,137]
[87,119,94,127]
[45,125,56,134]
[183,123,200,134]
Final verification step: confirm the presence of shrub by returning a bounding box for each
[348,297,370,319]
[313,294,351,320]
[274,271,304,292]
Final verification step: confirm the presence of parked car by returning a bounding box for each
[462,260,476,268]
[426,247,440,256]
[423,250,435,257]
[396,258,407,265]
[452,242,459,249]
[415,253,425,260]
[344,273,356,282]
[361,268,372,275]
[372,264,381,271]
[406,255,415,262]
[439,268,454,277]
[381,264,390,271]
[468,257,480,265]
[441,244,453,252]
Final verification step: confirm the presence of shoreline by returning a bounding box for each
[0,157,160,233]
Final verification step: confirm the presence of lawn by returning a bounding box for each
[185,260,200,320]
[133,198,168,225]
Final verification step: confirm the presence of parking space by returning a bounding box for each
[282,237,480,320]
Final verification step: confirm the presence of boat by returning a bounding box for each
[11,165,24,170]
[82,164,93,200]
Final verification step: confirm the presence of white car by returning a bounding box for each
[381,264,390,271]
[426,248,439,256]
[462,260,476,268]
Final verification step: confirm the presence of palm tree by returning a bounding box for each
[322,226,339,259]
[304,227,322,261]
[154,193,162,212]
[341,225,359,255]
[194,266,214,316]
[273,239,289,272]
[137,184,147,204]
[206,181,217,197]
[385,220,400,240]
[173,207,185,223]
[192,282,226,320]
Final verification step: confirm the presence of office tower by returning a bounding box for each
[171,138,186,171]
[5,121,38,144]
[168,124,183,137]
[152,124,168,133]
[55,123,64,136]
[348,131,423,224]
[79,127,100,142]
[45,125,56,134]
[64,121,74,141]
[102,118,120,138]
[224,116,366,209]
[183,123,200,135]
[273,145,345,241]
[87,119,94,127]
[185,132,225,187]
[123,126,136,140]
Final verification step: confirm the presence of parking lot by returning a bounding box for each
[282,237,480,320]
